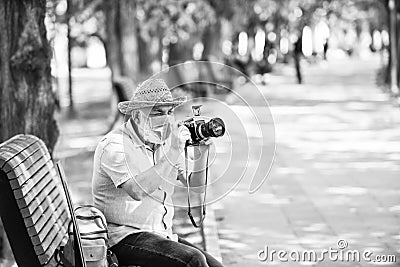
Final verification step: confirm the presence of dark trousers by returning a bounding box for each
[110,232,224,267]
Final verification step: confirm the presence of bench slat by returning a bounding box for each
[18,178,54,212]
[9,154,51,184]
[37,228,67,265]
[0,134,32,145]
[0,135,38,171]
[20,184,58,219]
[0,146,22,167]
[26,196,67,237]
[7,149,50,179]
[23,193,63,228]
[31,208,68,246]
[33,214,68,256]
[17,170,58,211]
[3,141,42,172]
[1,140,40,170]
[26,190,59,235]
[0,135,36,156]
[13,167,52,200]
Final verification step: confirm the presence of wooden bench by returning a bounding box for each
[0,134,70,266]
[0,134,140,267]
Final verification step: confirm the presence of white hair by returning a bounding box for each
[130,109,140,118]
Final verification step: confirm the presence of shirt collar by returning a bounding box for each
[122,120,145,148]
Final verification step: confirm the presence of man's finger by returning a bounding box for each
[203,138,213,146]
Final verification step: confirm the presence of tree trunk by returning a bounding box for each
[119,0,140,81]
[0,0,59,261]
[201,20,222,61]
[168,41,194,66]
[137,33,153,78]
[66,0,74,115]
[200,20,223,87]
[167,42,193,88]
[104,1,123,79]
[389,0,399,94]
[0,0,59,151]
[104,0,140,83]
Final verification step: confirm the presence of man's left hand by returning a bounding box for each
[196,138,213,155]
[198,138,213,146]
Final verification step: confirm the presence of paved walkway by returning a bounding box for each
[210,55,400,266]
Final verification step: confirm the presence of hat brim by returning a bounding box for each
[118,96,187,114]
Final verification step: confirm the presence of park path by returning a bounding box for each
[210,55,400,267]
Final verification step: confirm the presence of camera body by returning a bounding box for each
[181,105,225,146]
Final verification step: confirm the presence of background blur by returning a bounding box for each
[1,0,400,266]
[47,0,390,106]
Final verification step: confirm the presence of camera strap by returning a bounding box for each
[185,142,209,228]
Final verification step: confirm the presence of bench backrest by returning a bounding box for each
[0,134,71,267]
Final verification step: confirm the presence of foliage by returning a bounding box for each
[46,0,105,47]
[226,0,387,36]
[45,0,389,68]
[135,0,216,46]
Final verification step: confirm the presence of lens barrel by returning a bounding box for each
[199,117,225,138]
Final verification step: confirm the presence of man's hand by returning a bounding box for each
[170,122,190,152]
[121,121,188,200]
[192,138,213,172]
[196,137,213,155]
[186,138,213,193]
[198,138,213,148]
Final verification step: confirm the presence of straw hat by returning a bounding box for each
[117,79,187,114]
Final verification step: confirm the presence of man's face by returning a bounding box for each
[134,106,174,124]
[148,106,174,118]
[134,105,175,144]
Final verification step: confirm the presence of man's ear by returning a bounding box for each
[131,110,140,123]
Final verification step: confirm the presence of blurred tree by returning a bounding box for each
[48,0,390,88]
[66,0,74,114]
[136,0,215,65]
[104,1,140,81]
[201,0,234,61]
[103,0,217,81]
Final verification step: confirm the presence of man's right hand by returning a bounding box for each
[170,122,189,152]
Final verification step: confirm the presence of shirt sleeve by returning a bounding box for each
[100,141,140,188]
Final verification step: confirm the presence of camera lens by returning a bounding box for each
[201,117,225,138]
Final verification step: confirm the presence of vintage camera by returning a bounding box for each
[180,105,225,146]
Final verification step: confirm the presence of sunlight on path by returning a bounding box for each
[214,56,400,267]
